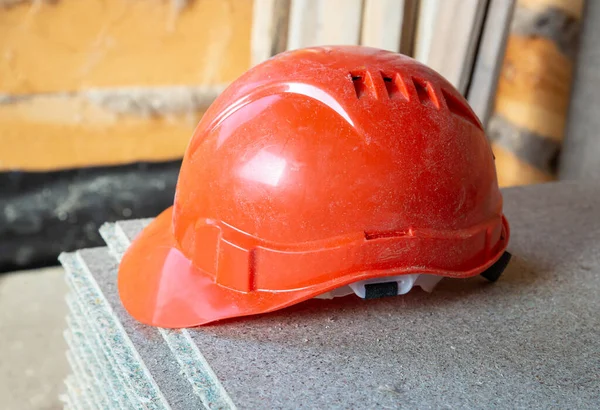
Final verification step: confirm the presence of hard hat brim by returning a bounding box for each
[118,207,334,328]
[118,207,510,328]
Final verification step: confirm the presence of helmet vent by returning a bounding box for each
[412,77,440,109]
[441,88,481,129]
[349,70,375,99]
[364,230,410,240]
[382,72,409,101]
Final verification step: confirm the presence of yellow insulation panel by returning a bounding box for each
[0,0,252,94]
[0,0,253,170]
[0,94,201,171]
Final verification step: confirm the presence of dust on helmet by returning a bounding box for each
[118,46,510,328]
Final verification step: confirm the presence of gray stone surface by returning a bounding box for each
[70,181,600,409]
[0,266,69,410]
[560,0,600,180]
[188,182,600,408]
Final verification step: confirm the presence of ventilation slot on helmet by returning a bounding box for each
[412,77,439,108]
[350,72,366,98]
[441,88,481,129]
[364,230,410,240]
[382,72,409,101]
[350,71,376,99]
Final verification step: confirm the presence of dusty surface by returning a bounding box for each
[89,181,600,409]
[0,266,68,410]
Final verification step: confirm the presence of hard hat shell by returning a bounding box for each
[118,46,509,328]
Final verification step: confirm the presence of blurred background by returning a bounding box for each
[0,0,595,272]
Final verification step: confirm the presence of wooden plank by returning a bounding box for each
[360,0,404,52]
[251,0,291,65]
[519,0,583,18]
[400,0,419,55]
[287,0,363,50]
[493,35,573,142]
[489,0,584,186]
[492,143,554,186]
[0,0,253,94]
[467,0,515,127]
[413,0,439,63]
[560,0,600,180]
[414,0,489,94]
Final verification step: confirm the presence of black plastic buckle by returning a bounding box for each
[480,251,512,282]
[364,282,398,299]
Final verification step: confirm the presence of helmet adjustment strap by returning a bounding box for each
[364,281,399,299]
[481,251,512,282]
[362,251,512,299]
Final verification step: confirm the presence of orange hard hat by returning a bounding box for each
[118,46,510,328]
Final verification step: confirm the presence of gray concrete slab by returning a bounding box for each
[61,249,196,410]
[98,181,600,409]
